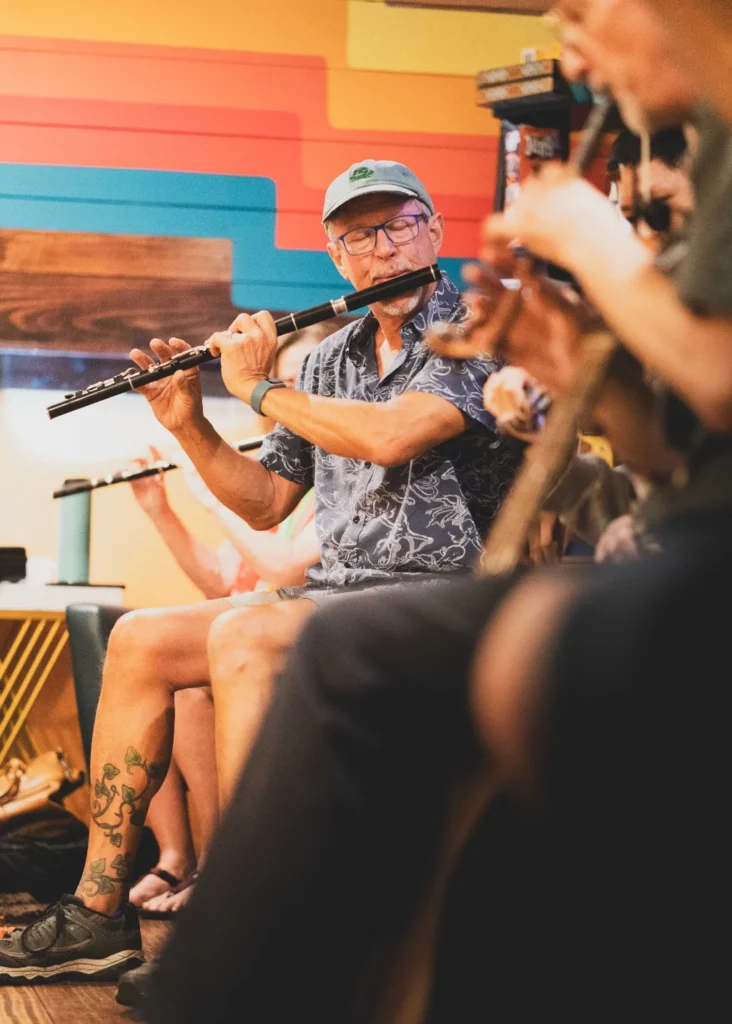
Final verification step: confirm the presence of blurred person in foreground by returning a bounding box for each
[133,3,732,1022]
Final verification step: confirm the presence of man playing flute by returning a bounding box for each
[0,160,520,983]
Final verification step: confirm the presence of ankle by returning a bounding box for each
[155,851,195,879]
[74,888,124,916]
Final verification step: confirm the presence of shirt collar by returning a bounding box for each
[347,271,464,356]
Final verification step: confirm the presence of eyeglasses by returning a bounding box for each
[337,213,428,256]
[627,197,672,233]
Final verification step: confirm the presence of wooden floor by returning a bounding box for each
[0,895,172,1024]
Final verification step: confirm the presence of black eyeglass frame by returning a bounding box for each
[336,213,429,256]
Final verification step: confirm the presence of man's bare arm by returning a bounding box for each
[174,415,306,530]
[209,314,471,467]
[252,388,468,468]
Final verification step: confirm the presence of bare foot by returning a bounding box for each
[141,872,198,916]
[129,866,184,908]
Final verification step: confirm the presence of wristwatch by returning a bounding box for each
[250,378,286,416]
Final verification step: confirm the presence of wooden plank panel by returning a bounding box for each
[36,983,123,1024]
[0,273,240,351]
[388,0,552,11]
[0,987,55,1024]
[0,230,231,283]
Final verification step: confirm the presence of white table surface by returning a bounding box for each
[0,582,125,611]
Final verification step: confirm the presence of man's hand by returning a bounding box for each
[129,337,204,434]
[208,311,278,404]
[483,366,544,442]
[594,514,641,564]
[525,511,560,567]
[428,259,592,398]
[483,162,627,270]
[128,446,170,519]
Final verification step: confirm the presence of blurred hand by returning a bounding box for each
[128,446,169,518]
[428,259,592,399]
[129,337,204,434]
[502,275,590,397]
[484,366,544,442]
[483,163,626,270]
[594,514,640,564]
[525,511,560,567]
[208,311,278,404]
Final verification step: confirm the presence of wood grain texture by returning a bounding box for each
[388,0,552,12]
[0,230,231,283]
[35,983,121,1024]
[0,272,240,351]
[0,987,55,1024]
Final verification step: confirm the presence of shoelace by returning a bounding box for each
[20,901,66,954]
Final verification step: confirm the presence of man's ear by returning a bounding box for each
[428,212,445,257]
[327,240,350,282]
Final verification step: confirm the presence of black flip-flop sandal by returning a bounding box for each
[134,867,182,918]
[137,871,199,920]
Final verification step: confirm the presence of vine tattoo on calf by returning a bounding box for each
[91,745,164,848]
[80,854,132,897]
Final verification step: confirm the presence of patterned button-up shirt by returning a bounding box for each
[259,274,522,586]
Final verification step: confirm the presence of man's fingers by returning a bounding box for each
[207,331,229,358]
[251,309,277,339]
[482,212,518,245]
[168,337,191,352]
[150,338,176,362]
[228,312,256,334]
[129,347,156,371]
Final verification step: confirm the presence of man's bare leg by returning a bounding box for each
[128,752,196,906]
[141,687,219,915]
[74,598,232,915]
[208,598,317,806]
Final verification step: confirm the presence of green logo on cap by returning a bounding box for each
[349,166,374,182]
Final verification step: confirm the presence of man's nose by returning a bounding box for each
[372,226,398,257]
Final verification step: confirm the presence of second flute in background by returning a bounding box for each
[52,435,266,499]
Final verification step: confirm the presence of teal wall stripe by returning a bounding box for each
[0,164,467,310]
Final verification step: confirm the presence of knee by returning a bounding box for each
[106,608,157,663]
[106,607,179,676]
[207,606,271,690]
[208,601,313,696]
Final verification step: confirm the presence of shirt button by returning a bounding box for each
[364,462,371,469]
[352,514,360,524]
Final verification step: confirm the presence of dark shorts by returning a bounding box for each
[227,571,468,610]
[536,508,732,1020]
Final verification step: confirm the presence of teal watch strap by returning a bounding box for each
[250,378,286,416]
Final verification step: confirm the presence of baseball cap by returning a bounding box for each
[322,160,434,223]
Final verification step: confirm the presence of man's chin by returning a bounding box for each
[375,292,423,318]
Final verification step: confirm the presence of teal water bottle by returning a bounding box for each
[57,482,91,584]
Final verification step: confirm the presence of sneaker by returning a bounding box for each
[0,893,144,984]
[116,959,159,1007]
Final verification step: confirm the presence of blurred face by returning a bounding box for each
[326,193,444,321]
[554,0,698,132]
[616,159,694,238]
[275,337,318,389]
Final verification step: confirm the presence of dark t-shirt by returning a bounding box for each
[649,105,732,519]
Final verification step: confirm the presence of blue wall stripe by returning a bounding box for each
[0,164,466,310]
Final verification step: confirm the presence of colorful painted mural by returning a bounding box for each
[0,0,554,326]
